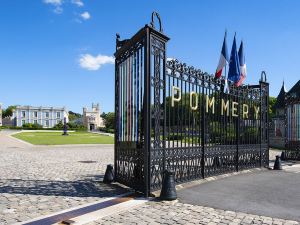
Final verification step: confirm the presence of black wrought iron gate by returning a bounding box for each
[114,12,269,196]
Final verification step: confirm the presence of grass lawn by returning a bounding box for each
[12,131,114,145]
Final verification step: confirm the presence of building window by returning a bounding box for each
[45,120,49,127]
[56,112,61,119]
[22,111,26,118]
[22,120,26,125]
[45,112,49,118]
[89,115,96,121]
[34,111,38,118]
[34,120,38,124]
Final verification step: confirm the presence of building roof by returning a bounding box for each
[274,82,287,109]
[287,80,300,98]
[15,105,67,111]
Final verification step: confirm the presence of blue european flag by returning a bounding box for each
[228,35,241,83]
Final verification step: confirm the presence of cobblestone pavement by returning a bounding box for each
[0,130,128,225]
[88,150,300,225]
[0,130,299,225]
[89,200,299,225]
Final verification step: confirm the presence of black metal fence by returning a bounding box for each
[285,142,300,160]
[114,13,269,196]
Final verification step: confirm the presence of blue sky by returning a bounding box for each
[1,0,300,113]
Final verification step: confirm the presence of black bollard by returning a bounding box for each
[213,156,221,168]
[281,151,286,160]
[103,164,114,183]
[273,155,282,170]
[160,170,177,201]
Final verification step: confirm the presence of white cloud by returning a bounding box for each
[43,0,63,14]
[80,11,90,20]
[43,0,62,5]
[53,6,63,14]
[72,0,84,7]
[79,54,114,71]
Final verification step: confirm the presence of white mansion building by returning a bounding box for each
[12,105,69,128]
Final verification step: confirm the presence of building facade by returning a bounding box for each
[271,80,300,149]
[83,103,104,131]
[286,81,300,146]
[12,106,69,128]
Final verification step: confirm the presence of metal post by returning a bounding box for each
[260,81,263,167]
[163,41,167,174]
[201,81,205,178]
[266,83,270,166]
[143,27,151,197]
[114,37,118,180]
[236,92,240,172]
[259,71,269,167]
[147,14,170,195]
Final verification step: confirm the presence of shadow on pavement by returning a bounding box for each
[0,177,129,198]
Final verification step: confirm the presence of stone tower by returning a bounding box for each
[83,103,104,131]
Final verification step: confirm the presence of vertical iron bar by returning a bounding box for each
[236,89,240,172]
[260,82,263,167]
[163,42,167,174]
[143,28,150,197]
[201,78,205,178]
[266,82,270,166]
[114,57,118,182]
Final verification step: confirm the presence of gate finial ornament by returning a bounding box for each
[261,71,267,82]
[150,11,163,33]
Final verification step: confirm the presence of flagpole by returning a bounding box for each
[224,29,227,90]
[225,29,227,80]
[225,64,227,83]
[224,30,227,143]
[223,28,229,93]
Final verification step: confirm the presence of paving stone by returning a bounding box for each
[89,201,300,225]
[1,131,300,225]
[0,131,127,225]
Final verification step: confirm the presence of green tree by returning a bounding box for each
[68,111,82,122]
[101,112,115,129]
[269,96,276,119]
[53,121,64,129]
[2,105,16,118]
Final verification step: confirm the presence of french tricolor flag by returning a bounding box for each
[215,32,229,79]
[236,41,246,87]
